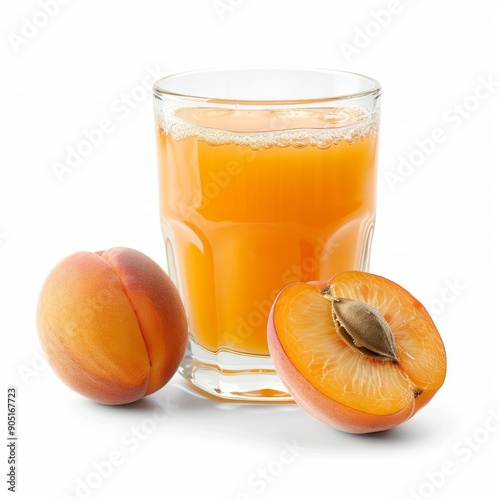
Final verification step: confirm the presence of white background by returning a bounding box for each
[2,1,500,499]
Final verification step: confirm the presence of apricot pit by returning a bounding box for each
[327,294,399,362]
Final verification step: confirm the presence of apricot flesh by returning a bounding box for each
[268,271,447,433]
[36,247,188,405]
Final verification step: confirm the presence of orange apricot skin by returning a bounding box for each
[36,247,188,405]
[267,283,419,434]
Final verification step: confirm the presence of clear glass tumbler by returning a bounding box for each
[153,69,381,402]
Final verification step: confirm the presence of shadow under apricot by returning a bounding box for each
[84,377,451,452]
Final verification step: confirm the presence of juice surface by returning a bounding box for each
[156,107,378,355]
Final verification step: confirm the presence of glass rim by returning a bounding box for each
[153,68,381,105]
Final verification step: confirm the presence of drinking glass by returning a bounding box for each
[153,69,381,401]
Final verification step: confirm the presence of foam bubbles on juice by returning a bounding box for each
[159,106,377,150]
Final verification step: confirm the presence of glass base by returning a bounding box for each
[178,339,294,403]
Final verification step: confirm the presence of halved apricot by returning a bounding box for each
[268,271,446,433]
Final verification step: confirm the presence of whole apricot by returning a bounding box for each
[268,271,446,433]
[37,247,188,405]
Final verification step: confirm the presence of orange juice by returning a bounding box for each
[156,107,378,357]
